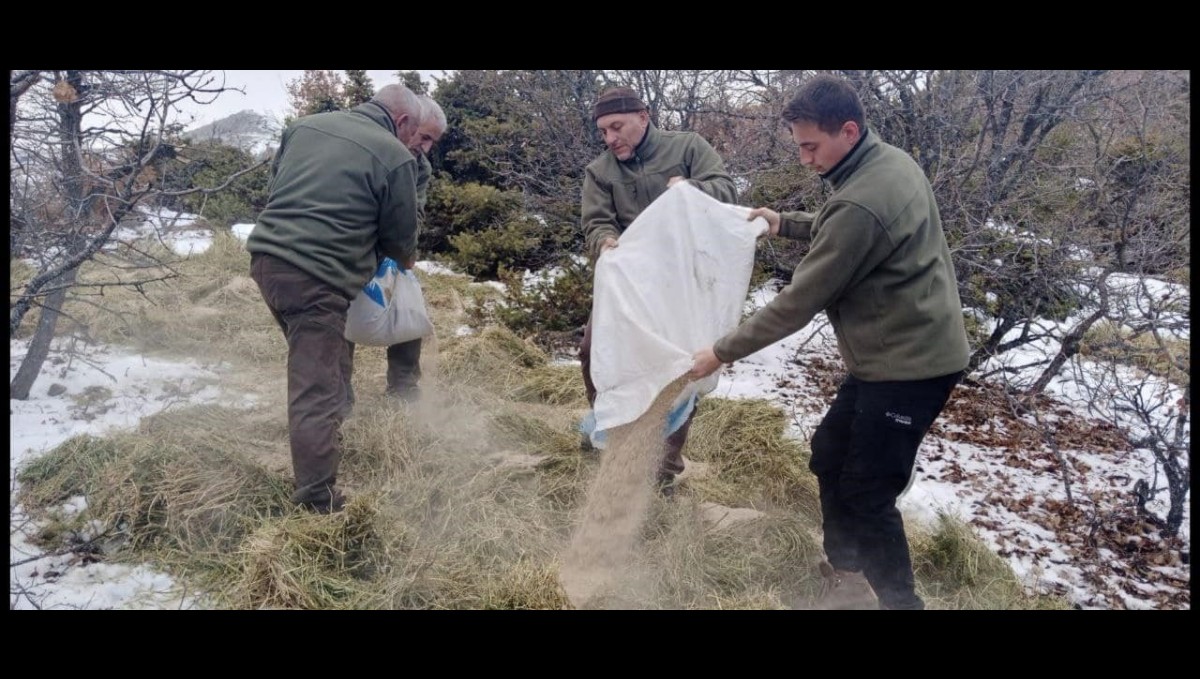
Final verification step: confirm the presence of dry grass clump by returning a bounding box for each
[17,427,291,563]
[188,227,254,275]
[10,256,37,289]
[360,444,577,610]
[58,231,286,365]
[684,397,819,515]
[909,512,1072,610]
[438,325,549,393]
[472,559,570,609]
[634,501,823,609]
[462,396,590,502]
[415,267,492,327]
[17,434,128,505]
[14,249,1055,609]
[391,557,570,610]
[490,409,581,456]
[1080,319,1189,381]
[336,403,428,486]
[226,500,396,609]
[511,364,588,406]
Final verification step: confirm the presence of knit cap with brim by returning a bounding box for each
[592,86,647,121]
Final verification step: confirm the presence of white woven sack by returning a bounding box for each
[344,258,433,346]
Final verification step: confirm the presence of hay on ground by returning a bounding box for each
[14,255,1050,609]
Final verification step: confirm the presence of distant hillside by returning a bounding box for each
[184,110,279,158]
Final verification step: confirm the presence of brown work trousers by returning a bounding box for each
[345,338,422,406]
[250,253,352,510]
[385,338,422,395]
[580,315,689,481]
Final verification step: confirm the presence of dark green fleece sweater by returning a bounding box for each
[248,101,420,298]
[581,124,737,260]
[715,130,969,381]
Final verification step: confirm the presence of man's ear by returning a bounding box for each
[395,113,410,129]
[842,120,861,142]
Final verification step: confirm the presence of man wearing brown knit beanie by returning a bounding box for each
[578,85,738,497]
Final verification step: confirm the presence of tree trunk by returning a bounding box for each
[12,71,87,397]
[1163,381,1189,536]
[10,268,77,400]
[1026,306,1106,396]
[967,315,1017,373]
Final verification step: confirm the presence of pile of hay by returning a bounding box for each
[14,240,1067,609]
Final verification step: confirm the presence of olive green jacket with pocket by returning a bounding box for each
[714,130,969,382]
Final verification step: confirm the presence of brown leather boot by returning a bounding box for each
[816,560,880,610]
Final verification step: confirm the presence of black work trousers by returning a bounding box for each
[809,370,963,610]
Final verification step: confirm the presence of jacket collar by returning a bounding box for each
[353,101,398,137]
[619,122,661,164]
[822,127,876,189]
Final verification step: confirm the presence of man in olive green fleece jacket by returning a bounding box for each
[580,86,737,496]
[691,75,970,610]
[248,83,424,514]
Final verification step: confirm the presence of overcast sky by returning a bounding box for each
[178,70,447,127]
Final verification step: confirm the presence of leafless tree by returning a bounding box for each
[602,69,737,132]
[9,70,41,135]
[973,70,1190,535]
[9,70,267,399]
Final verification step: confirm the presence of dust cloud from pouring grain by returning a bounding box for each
[559,374,690,608]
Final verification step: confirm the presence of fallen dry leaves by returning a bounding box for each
[784,352,1190,610]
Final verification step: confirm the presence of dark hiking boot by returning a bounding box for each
[877,594,925,610]
[816,560,879,610]
[299,490,346,515]
[386,386,420,404]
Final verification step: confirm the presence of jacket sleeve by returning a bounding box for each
[581,164,621,261]
[377,158,420,265]
[685,135,738,204]
[712,201,892,363]
[777,210,817,240]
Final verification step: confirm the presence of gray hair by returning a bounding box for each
[417,94,447,133]
[372,83,423,126]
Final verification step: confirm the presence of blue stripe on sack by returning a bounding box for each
[578,392,695,451]
[665,393,697,436]
[364,282,386,307]
[578,410,608,449]
[362,258,401,307]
